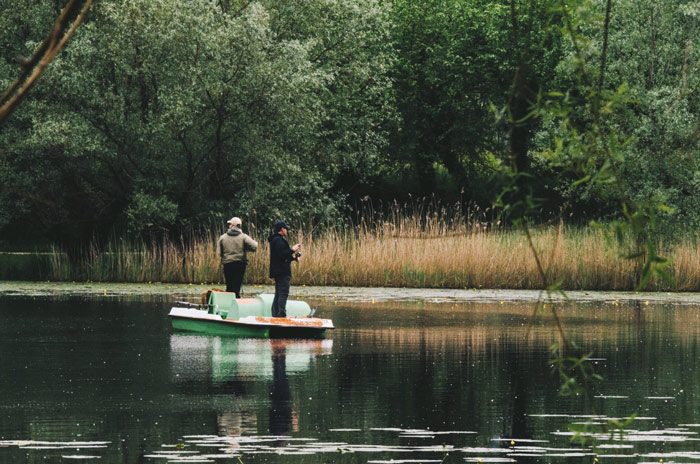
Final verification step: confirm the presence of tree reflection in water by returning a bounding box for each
[4,297,700,463]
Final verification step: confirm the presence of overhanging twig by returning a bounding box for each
[0,0,94,126]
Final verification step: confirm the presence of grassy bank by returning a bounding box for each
[5,208,700,291]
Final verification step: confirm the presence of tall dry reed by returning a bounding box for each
[42,204,700,291]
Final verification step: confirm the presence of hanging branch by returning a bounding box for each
[0,0,94,126]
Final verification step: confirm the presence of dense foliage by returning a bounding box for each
[0,0,394,248]
[529,0,700,233]
[1,0,699,250]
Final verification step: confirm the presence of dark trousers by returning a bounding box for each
[223,261,247,298]
[272,275,291,317]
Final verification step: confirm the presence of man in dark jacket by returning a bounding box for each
[268,220,300,317]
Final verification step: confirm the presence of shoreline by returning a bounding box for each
[0,281,697,305]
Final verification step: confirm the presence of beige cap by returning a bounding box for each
[227,217,242,227]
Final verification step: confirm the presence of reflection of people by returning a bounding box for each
[269,339,292,438]
[268,220,300,317]
[218,217,258,298]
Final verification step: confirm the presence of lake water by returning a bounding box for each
[1,290,700,463]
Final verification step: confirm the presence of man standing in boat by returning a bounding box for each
[268,220,301,318]
[218,216,258,298]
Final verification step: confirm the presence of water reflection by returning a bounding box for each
[169,334,330,442]
[4,295,700,463]
[269,339,300,443]
[169,335,333,382]
[325,298,700,355]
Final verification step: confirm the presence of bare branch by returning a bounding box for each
[0,0,94,126]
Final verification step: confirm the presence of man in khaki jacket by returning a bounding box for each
[217,217,258,297]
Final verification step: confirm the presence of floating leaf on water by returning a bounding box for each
[297,442,348,447]
[430,431,477,435]
[491,438,549,443]
[164,460,213,463]
[18,446,64,449]
[464,458,515,463]
[634,430,696,436]
[367,460,444,463]
[599,455,640,459]
[506,446,546,452]
[457,447,509,454]
[507,453,548,457]
[399,429,433,435]
[2,440,110,448]
[621,435,690,442]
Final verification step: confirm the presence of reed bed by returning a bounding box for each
[37,206,700,291]
[283,223,635,290]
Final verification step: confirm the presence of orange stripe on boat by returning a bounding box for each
[253,317,324,327]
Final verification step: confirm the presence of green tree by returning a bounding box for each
[0,0,394,249]
[531,0,700,233]
[385,0,562,204]
[495,0,675,442]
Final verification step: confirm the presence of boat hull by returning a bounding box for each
[169,305,334,338]
[170,314,271,337]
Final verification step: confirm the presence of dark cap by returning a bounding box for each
[273,220,291,232]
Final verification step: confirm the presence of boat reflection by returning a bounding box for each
[169,334,333,382]
[169,335,331,445]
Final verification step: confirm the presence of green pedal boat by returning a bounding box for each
[168,290,334,338]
